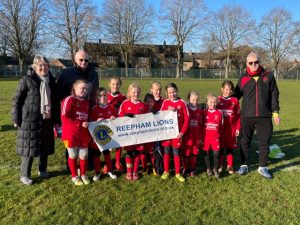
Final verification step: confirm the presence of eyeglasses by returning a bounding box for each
[79,58,89,62]
[248,61,259,65]
[36,64,48,67]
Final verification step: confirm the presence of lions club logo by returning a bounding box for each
[93,124,113,146]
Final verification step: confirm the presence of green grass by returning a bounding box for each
[0,79,299,225]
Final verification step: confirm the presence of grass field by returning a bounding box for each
[0,78,299,225]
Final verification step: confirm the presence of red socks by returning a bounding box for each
[227,153,233,167]
[174,155,181,174]
[104,153,112,172]
[163,153,170,172]
[140,152,147,169]
[80,159,87,176]
[115,148,122,165]
[125,157,133,174]
[133,154,140,173]
[68,157,77,177]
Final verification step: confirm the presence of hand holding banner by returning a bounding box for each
[88,110,179,151]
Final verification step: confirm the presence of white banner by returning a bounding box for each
[88,110,178,151]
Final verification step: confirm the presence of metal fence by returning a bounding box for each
[1,65,299,80]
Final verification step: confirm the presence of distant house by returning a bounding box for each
[83,41,179,69]
[183,52,224,71]
[50,59,74,69]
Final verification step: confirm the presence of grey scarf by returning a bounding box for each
[39,75,51,119]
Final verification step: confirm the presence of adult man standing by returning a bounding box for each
[234,52,280,179]
[57,50,99,171]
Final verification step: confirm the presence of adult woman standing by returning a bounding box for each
[12,55,60,185]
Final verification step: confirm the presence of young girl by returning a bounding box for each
[90,87,118,181]
[118,83,147,180]
[142,93,156,175]
[217,80,240,174]
[182,91,202,177]
[61,80,91,185]
[150,81,165,113]
[202,93,223,179]
[107,76,127,173]
[160,83,189,182]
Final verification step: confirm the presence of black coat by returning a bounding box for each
[11,68,60,157]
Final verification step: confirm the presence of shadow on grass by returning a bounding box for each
[270,160,300,172]
[0,124,15,132]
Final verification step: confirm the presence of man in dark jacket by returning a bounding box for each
[57,50,99,171]
[233,52,280,179]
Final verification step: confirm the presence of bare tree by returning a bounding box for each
[206,5,254,78]
[258,7,300,80]
[48,0,99,61]
[0,0,46,75]
[102,0,154,77]
[160,0,207,78]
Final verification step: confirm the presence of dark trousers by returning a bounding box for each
[240,117,273,167]
[21,152,48,177]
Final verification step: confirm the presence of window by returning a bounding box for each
[107,56,114,63]
[139,57,147,63]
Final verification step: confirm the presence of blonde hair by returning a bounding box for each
[150,81,162,91]
[206,92,218,103]
[127,83,141,98]
[109,76,122,86]
[71,79,87,96]
[187,90,199,101]
[32,55,49,70]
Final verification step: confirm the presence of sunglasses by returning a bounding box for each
[248,61,259,65]
[79,58,89,62]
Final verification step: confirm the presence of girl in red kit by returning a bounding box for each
[160,83,189,182]
[182,91,202,177]
[150,81,165,113]
[202,93,223,179]
[90,87,117,181]
[217,80,241,174]
[107,76,127,173]
[61,80,91,185]
[118,83,147,180]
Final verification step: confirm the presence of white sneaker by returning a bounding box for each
[81,175,90,185]
[93,173,101,182]
[20,177,33,185]
[107,172,117,179]
[71,176,83,186]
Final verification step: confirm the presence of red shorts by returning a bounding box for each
[62,128,90,148]
[183,146,199,156]
[161,138,182,149]
[144,142,154,154]
[124,144,144,151]
[202,138,220,151]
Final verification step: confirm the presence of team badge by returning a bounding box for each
[93,124,113,146]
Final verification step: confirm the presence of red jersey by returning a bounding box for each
[183,105,202,147]
[108,91,127,112]
[217,96,241,149]
[90,104,117,149]
[118,99,147,150]
[202,109,223,151]
[152,97,165,113]
[61,96,90,148]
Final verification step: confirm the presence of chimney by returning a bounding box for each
[99,38,102,43]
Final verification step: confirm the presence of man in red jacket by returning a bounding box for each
[233,52,280,179]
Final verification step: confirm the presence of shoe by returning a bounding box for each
[126,173,133,180]
[107,172,117,179]
[175,174,185,182]
[38,171,51,179]
[189,171,195,177]
[20,177,33,185]
[93,173,101,181]
[133,172,139,180]
[71,176,83,186]
[102,165,108,174]
[142,167,149,175]
[227,166,235,175]
[258,167,272,179]
[218,167,223,173]
[153,169,158,176]
[213,169,220,179]
[207,169,213,176]
[115,163,124,173]
[81,175,90,185]
[161,171,169,180]
[237,165,248,175]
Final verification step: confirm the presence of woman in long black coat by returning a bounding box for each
[11,55,60,185]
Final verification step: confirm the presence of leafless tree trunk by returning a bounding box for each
[160,0,206,78]
[206,5,253,79]
[0,0,45,75]
[48,0,99,61]
[258,7,300,81]
[102,0,154,77]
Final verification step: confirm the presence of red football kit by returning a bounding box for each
[183,105,202,156]
[108,91,127,112]
[202,109,223,151]
[160,98,190,148]
[61,96,90,148]
[217,96,241,149]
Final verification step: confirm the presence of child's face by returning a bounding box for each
[74,82,88,99]
[207,97,217,110]
[109,79,121,93]
[221,85,232,98]
[129,87,140,102]
[145,98,154,110]
[98,90,107,105]
[151,84,161,99]
[189,94,199,107]
[166,87,177,101]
